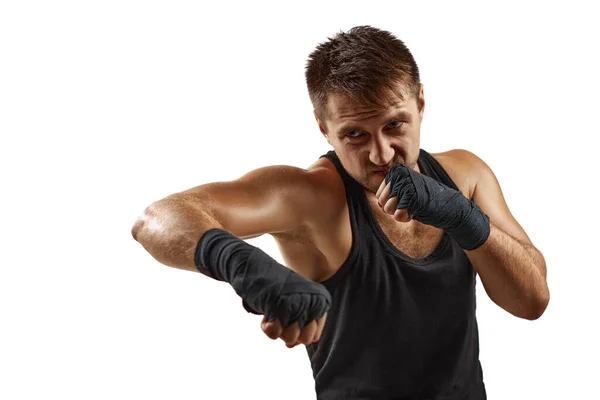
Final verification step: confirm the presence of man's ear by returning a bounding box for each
[418,84,425,120]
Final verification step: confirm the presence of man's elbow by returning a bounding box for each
[130,199,170,258]
[525,289,550,320]
[130,197,218,272]
[131,215,145,242]
[132,202,158,244]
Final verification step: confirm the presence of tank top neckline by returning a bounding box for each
[322,149,452,266]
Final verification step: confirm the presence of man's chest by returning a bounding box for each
[372,209,447,259]
[273,199,448,283]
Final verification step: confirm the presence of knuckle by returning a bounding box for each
[262,321,282,340]
[394,212,405,222]
[264,328,277,339]
[298,331,312,344]
[281,326,298,342]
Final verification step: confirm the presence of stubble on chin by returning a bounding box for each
[361,175,384,195]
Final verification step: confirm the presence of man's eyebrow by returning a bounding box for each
[389,110,412,122]
[335,110,412,136]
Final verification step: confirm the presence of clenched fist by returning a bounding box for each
[376,163,490,250]
[261,313,327,348]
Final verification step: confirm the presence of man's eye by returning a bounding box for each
[346,130,362,138]
[388,121,403,129]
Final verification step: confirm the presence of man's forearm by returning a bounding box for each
[132,194,223,272]
[465,222,549,320]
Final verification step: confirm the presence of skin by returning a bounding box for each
[132,83,549,349]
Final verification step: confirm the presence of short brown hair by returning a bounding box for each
[305,25,421,121]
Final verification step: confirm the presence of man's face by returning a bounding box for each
[317,84,425,194]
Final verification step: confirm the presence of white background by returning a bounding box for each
[1,1,598,399]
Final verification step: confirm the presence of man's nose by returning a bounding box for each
[368,134,394,166]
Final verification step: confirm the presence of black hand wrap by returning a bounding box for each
[385,164,491,250]
[194,228,331,329]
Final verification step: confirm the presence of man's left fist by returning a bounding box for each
[375,163,491,250]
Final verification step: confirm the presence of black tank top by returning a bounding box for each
[305,149,487,400]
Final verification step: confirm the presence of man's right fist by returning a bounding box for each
[261,313,327,348]
[197,229,331,328]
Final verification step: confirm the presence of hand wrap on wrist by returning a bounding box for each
[194,228,331,328]
[385,164,491,250]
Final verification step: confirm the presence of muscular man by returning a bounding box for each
[132,26,549,399]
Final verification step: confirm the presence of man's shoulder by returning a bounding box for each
[305,156,347,209]
[429,148,489,200]
[256,158,346,224]
[429,148,483,169]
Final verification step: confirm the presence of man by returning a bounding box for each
[132,25,549,399]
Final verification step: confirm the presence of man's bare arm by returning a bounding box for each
[131,165,326,273]
[457,150,550,320]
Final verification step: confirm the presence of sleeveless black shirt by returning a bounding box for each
[305,149,486,400]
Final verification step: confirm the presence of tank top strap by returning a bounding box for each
[319,151,365,197]
[417,149,459,191]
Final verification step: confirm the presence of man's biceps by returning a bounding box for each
[474,176,532,244]
[212,198,302,238]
